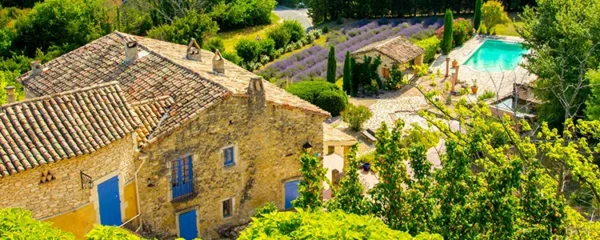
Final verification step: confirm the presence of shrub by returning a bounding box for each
[341,104,373,131]
[322,26,329,33]
[386,64,403,90]
[479,24,488,34]
[204,37,225,52]
[222,51,242,65]
[282,20,305,42]
[442,9,454,54]
[315,90,347,116]
[414,64,429,77]
[258,38,276,58]
[235,39,261,63]
[482,0,510,29]
[0,208,75,239]
[85,225,140,240]
[453,18,474,46]
[267,26,291,49]
[147,12,219,46]
[415,36,440,64]
[239,210,421,240]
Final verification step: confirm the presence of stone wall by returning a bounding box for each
[137,96,327,239]
[0,134,137,235]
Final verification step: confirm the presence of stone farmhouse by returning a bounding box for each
[0,82,140,239]
[8,31,330,239]
[351,35,425,80]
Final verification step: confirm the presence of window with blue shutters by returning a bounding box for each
[171,155,194,200]
[224,146,235,166]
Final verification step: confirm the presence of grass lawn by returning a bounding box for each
[494,21,524,37]
[216,13,281,53]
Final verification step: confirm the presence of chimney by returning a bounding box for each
[124,37,138,63]
[5,86,15,104]
[30,61,42,77]
[186,38,202,61]
[213,49,225,74]
[248,77,266,109]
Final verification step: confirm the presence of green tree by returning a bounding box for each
[238,209,435,239]
[340,104,372,131]
[13,0,113,57]
[481,0,510,30]
[342,51,352,94]
[441,9,454,54]
[234,39,261,63]
[0,208,74,239]
[147,12,219,46]
[326,45,337,83]
[474,0,482,31]
[518,0,600,127]
[258,38,276,59]
[326,145,368,215]
[585,68,600,119]
[85,225,140,240]
[294,152,326,210]
[204,37,225,53]
[282,20,305,42]
[266,26,291,49]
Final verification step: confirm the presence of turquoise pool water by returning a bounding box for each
[463,40,527,72]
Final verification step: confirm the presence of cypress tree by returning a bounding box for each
[327,46,337,83]
[343,51,352,94]
[442,9,454,54]
[474,0,482,31]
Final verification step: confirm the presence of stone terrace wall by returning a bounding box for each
[0,134,137,219]
[138,96,326,239]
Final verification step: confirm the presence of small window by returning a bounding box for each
[224,146,235,166]
[222,198,233,218]
[171,155,194,199]
[327,146,335,155]
[382,67,390,79]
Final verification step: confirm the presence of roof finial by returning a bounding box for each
[186,38,202,61]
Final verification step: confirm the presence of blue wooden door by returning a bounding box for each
[97,176,122,226]
[178,210,198,240]
[284,180,300,209]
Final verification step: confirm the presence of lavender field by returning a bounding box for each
[259,18,443,82]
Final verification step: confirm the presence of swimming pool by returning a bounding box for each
[463,40,528,72]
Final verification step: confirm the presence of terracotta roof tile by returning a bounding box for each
[0,82,140,177]
[18,32,328,144]
[131,96,175,144]
[352,35,425,64]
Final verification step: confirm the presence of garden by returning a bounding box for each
[259,17,444,82]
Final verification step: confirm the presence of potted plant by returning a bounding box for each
[471,79,479,94]
[452,59,458,68]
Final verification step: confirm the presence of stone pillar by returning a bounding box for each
[454,65,460,83]
[451,73,457,93]
[445,58,450,77]
[414,54,424,66]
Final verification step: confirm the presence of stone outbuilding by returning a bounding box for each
[351,35,425,80]
[0,82,141,239]
[17,32,330,239]
[322,123,357,200]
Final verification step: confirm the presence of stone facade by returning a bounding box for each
[0,134,138,238]
[137,96,327,239]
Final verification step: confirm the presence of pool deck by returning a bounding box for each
[431,35,537,98]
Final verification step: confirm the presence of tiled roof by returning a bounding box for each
[352,35,425,64]
[323,123,357,144]
[19,32,328,144]
[131,96,174,144]
[0,82,140,177]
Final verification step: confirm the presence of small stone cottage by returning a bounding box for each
[352,35,425,80]
[17,32,330,239]
[0,82,141,239]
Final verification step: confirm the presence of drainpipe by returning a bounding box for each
[133,151,147,232]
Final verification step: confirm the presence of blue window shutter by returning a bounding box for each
[224,147,235,166]
[187,155,193,181]
[172,156,194,199]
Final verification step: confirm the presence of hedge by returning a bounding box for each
[415,36,440,64]
[286,80,348,116]
[315,90,347,116]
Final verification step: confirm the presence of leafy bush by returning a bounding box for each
[238,209,427,240]
[208,0,277,31]
[322,26,329,33]
[235,39,261,62]
[85,225,139,240]
[315,90,347,116]
[453,18,474,46]
[341,104,373,131]
[481,0,510,29]
[253,202,278,218]
[479,24,488,34]
[286,80,348,116]
[258,38,276,58]
[414,64,429,77]
[204,37,225,52]
[415,36,440,64]
[147,12,219,46]
[267,26,291,49]
[0,208,75,239]
[282,20,305,42]
[385,64,403,90]
[222,51,242,65]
